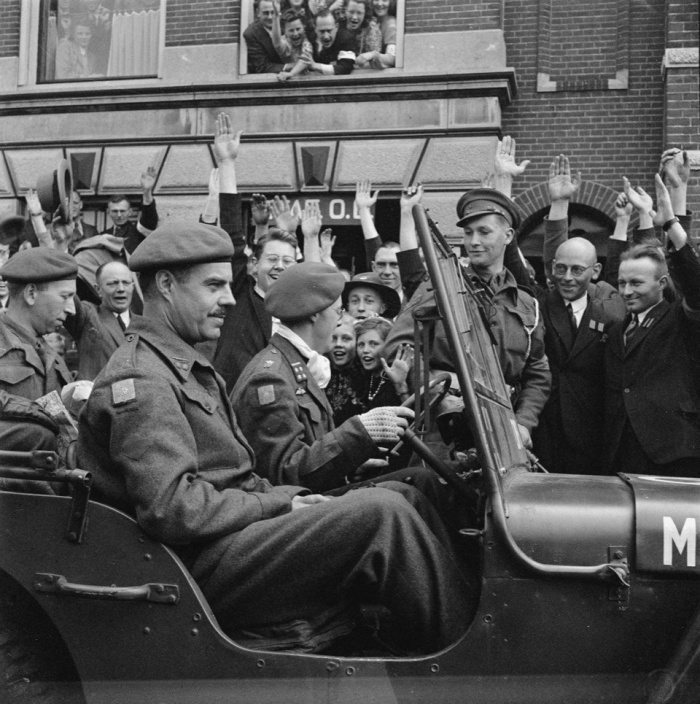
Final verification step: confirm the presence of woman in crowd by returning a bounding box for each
[356,0,397,69]
[55,16,101,80]
[355,317,411,410]
[341,0,382,56]
[325,313,364,426]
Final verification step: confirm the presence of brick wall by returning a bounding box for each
[666,0,699,48]
[0,0,20,59]
[405,0,502,34]
[502,0,666,212]
[166,0,240,47]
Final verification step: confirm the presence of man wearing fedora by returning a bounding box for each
[384,188,551,450]
[78,220,470,655]
[342,271,401,321]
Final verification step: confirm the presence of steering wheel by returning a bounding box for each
[386,372,452,459]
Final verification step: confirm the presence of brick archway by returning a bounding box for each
[513,180,623,233]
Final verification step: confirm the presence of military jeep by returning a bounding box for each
[1,206,699,704]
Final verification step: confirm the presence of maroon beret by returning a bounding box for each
[265,262,345,320]
[0,247,78,283]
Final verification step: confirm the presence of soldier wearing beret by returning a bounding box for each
[78,223,470,654]
[384,188,551,450]
[232,262,447,500]
[0,248,77,403]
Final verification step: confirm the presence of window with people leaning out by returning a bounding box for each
[241,0,403,79]
[37,0,163,83]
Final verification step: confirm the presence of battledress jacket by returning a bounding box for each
[383,266,551,431]
[231,334,377,493]
[77,316,305,570]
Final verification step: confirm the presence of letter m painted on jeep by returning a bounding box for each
[663,517,697,567]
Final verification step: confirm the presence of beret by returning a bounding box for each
[342,272,401,319]
[0,247,78,283]
[455,188,522,231]
[129,221,233,272]
[266,262,345,320]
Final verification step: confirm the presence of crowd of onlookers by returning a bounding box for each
[2,112,699,654]
[245,0,399,79]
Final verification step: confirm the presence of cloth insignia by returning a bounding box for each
[112,378,136,406]
[258,385,275,406]
[291,362,307,383]
[589,320,605,333]
[641,317,655,329]
[263,360,273,368]
[295,388,307,396]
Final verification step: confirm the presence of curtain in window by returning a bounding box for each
[107,9,160,77]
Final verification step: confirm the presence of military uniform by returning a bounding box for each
[233,334,380,492]
[384,266,551,432]
[78,227,470,654]
[0,315,73,401]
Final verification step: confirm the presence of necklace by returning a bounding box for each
[366,373,385,402]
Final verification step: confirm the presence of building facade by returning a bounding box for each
[0,0,697,267]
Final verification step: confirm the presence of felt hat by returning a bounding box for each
[36,159,72,223]
[342,272,401,319]
[265,261,345,321]
[0,214,26,247]
[129,221,234,272]
[0,247,78,283]
[455,188,522,230]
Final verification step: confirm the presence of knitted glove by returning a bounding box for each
[358,406,413,445]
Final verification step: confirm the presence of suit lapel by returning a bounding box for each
[624,301,670,357]
[569,300,605,357]
[548,292,576,353]
[98,305,126,347]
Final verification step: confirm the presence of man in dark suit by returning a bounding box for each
[306,10,357,75]
[605,174,700,477]
[243,0,285,74]
[526,155,626,474]
[63,260,139,381]
[67,191,98,254]
[209,113,299,392]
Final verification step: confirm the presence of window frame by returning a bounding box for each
[18,0,168,89]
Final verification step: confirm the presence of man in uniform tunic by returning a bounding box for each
[78,221,470,655]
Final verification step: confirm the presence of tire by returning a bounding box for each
[0,574,85,704]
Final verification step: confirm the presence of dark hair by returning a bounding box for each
[71,14,93,34]
[620,244,668,278]
[7,281,50,300]
[343,0,371,30]
[314,8,336,24]
[253,228,299,260]
[107,194,131,207]
[372,0,397,16]
[282,8,306,28]
[138,266,192,298]
[354,315,392,341]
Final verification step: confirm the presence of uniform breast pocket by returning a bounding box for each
[0,365,36,389]
[180,387,217,416]
[297,395,324,429]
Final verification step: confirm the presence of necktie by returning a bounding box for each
[624,315,639,348]
[117,314,127,333]
[566,303,578,336]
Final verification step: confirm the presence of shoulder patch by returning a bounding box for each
[112,378,136,406]
[257,385,275,406]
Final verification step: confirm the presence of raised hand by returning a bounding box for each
[319,228,336,264]
[213,112,242,164]
[301,200,323,239]
[400,183,424,211]
[495,136,531,178]
[622,177,653,215]
[140,165,157,194]
[355,179,379,210]
[380,343,412,389]
[614,192,633,219]
[660,148,690,188]
[251,193,270,226]
[548,154,581,202]
[24,188,43,216]
[270,195,301,232]
[651,173,675,228]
